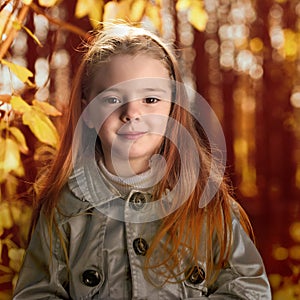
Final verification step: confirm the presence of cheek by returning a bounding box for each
[83,108,107,130]
[84,100,121,130]
[147,115,169,136]
[98,118,115,142]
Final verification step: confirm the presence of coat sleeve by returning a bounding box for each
[13,211,69,299]
[187,218,272,300]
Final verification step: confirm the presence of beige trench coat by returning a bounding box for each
[13,158,272,299]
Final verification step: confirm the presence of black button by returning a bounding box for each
[187,266,205,284]
[82,269,101,287]
[129,192,147,210]
[133,238,149,256]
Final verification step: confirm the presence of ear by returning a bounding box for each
[81,99,94,129]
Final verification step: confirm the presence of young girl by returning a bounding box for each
[13,23,271,299]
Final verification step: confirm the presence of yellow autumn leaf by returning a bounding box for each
[0,138,24,180]
[12,274,19,291]
[145,3,162,33]
[176,0,191,11]
[75,0,89,18]
[8,248,25,272]
[130,0,146,22]
[10,205,22,224]
[104,0,137,23]
[10,96,31,114]
[89,1,104,28]
[116,0,132,20]
[8,127,29,154]
[188,4,208,32]
[38,0,58,7]
[32,99,62,116]
[22,0,33,4]
[75,0,104,28]
[13,21,43,47]
[12,20,22,31]
[10,204,31,225]
[0,59,35,87]
[23,109,59,148]
[0,203,13,229]
[10,203,32,241]
[103,1,119,22]
[5,173,19,198]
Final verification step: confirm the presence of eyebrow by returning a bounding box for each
[98,87,170,95]
[136,87,170,94]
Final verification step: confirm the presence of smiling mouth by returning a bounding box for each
[118,132,147,140]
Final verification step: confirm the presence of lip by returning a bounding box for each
[118,131,147,140]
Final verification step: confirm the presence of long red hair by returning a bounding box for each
[32,23,254,286]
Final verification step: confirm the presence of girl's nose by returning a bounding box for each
[120,101,141,122]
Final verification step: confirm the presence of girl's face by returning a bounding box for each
[84,54,172,175]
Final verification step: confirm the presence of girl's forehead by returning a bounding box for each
[95,53,170,75]
[88,54,171,97]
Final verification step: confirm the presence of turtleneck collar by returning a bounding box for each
[98,159,157,196]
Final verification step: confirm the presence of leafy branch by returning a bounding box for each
[29,2,90,40]
[0,4,29,61]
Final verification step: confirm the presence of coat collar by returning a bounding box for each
[66,153,174,223]
[68,155,122,206]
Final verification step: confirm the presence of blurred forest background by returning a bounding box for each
[0,0,299,299]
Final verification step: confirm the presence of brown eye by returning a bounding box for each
[144,97,160,104]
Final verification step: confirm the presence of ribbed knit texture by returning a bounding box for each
[98,159,158,196]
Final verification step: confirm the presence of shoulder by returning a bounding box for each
[228,197,255,242]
